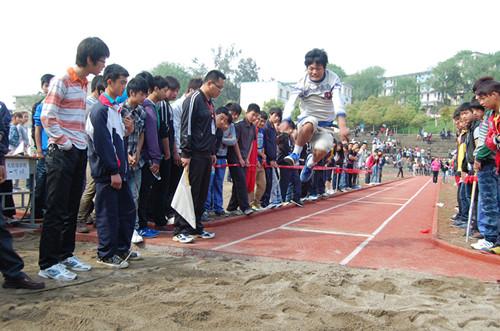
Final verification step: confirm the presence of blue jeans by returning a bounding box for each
[477,163,500,242]
[371,165,380,183]
[457,182,471,223]
[128,166,142,229]
[205,159,226,213]
[34,156,47,216]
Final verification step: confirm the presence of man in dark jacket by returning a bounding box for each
[174,70,227,244]
[0,101,45,289]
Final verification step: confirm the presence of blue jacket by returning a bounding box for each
[33,102,49,152]
[86,94,128,183]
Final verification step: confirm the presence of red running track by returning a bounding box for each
[78,177,500,281]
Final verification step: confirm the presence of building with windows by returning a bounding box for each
[382,71,442,113]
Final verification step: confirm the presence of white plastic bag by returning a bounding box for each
[171,169,196,229]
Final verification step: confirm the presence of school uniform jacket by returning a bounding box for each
[86,94,128,183]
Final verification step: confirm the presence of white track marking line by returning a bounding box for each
[339,179,432,266]
[367,197,409,201]
[213,181,407,251]
[281,226,372,238]
[352,201,404,206]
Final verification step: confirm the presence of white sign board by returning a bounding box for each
[6,158,30,180]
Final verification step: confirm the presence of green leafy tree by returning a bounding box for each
[344,66,385,102]
[327,63,347,80]
[189,45,260,107]
[410,112,428,128]
[151,62,193,93]
[439,106,454,121]
[262,99,284,112]
[393,76,421,110]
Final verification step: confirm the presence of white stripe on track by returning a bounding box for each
[213,181,408,251]
[281,226,372,238]
[339,179,432,266]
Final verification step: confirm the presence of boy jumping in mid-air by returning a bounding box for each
[282,48,349,182]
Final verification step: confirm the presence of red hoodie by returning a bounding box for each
[484,113,500,170]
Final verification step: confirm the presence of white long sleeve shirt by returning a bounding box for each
[283,69,346,123]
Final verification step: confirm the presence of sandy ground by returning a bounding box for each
[1,234,499,331]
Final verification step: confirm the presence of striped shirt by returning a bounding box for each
[41,67,88,150]
[474,110,494,161]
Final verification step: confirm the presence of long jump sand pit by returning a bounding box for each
[1,234,499,330]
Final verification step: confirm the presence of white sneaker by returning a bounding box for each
[62,256,92,271]
[471,239,494,251]
[131,229,144,244]
[172,233,195,244]
[38,263,77,281]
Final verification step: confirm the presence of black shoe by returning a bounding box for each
[3,275,45,290]
[291,200,304,208]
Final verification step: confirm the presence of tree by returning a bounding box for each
[327,64,347,80]
[344,66,385,102]
[410,112,427,128]
[151,62,193,93]
[235,57,260,84]
[189,44,260,107]
[262,99,284,112]
[393,76,421,110]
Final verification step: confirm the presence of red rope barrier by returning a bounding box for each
[214,163,372,174]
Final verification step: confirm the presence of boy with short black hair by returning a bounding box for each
[260,107,280,207]
[226,103,260,216]
[87,64,136,268]
[250,112,267,209]
[121,77,149,244]
[33,74,54,219]
[39,37,109,281]
[153,76,180,229]
[282,49,348,184]
[137,75,166,238]
[473,79,500,253]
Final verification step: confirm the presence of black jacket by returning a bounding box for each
[0,102,10,165]
[263,121,277,162]
[180,90,216,157]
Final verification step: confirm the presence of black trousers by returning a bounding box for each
[95,182,135,259]
[174,154,211,235]
[150,158,170,226]
[0,180,16,218]
[138,165,156,229]
[397,167,404,177]
[227,165,250,211]
[165,161,183,218]
[260,167,273,207]
[432,170,439,183]
[38,146,87,270]
[0,211,25,280]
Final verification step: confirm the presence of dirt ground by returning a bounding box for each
[3,169,500,330]
[1,233,500,331]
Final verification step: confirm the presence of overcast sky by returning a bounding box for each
[1,0,499,108]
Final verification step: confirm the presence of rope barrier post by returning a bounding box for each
[465,177,477,243]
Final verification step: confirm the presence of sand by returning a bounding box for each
[1,234,499,331]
